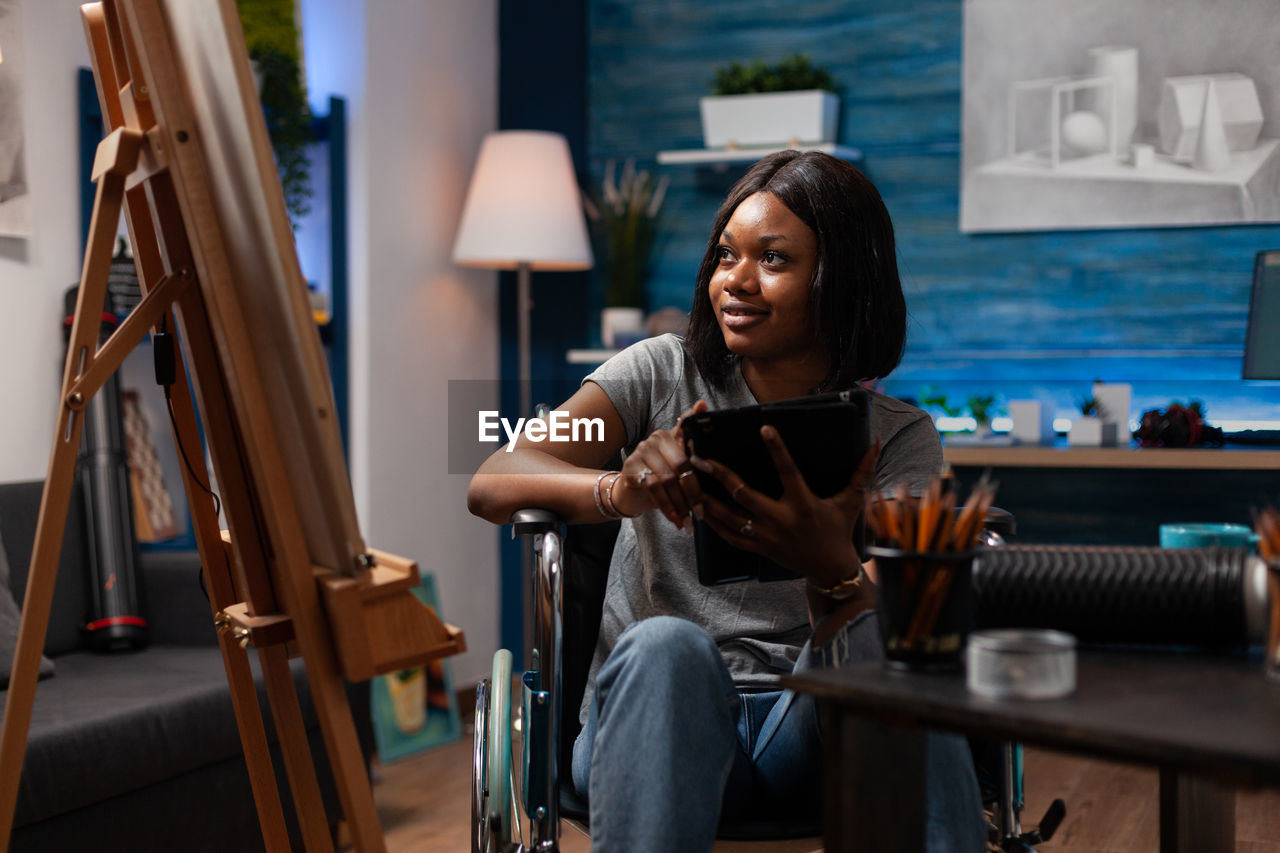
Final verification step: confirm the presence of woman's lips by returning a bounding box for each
[721,303,767,330]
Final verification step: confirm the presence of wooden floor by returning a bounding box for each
[355,724,1280,852]
[1021,749,1280,853]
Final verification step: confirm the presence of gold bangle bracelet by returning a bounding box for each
[809,575,863,602]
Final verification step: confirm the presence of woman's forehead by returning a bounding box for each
[723,192,812,241]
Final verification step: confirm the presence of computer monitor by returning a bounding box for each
[1243,249,1280,380]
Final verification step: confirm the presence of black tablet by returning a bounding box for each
[681,390,871,585]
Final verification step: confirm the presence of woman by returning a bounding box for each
[467,150,984,852]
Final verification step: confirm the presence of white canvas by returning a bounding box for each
[961,0,1280,232]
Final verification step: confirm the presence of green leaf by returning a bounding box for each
[238,0,313,227]
[711,53,837,95]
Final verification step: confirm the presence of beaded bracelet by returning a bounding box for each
[602,471,635,519]
[593,470,621,519]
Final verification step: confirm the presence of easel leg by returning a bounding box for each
[300,624,385,852]
[259,644,336,853]
[164,332,293,853]
[0,168,130,849]
[267,555,385,852]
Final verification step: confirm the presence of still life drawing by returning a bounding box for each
[961,0,1280,232]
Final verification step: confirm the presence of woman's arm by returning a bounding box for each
[466,382,631,525]
[467,381,710,530]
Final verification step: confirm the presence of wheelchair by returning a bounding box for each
[472,503,1065,853]
[471,508,567,853]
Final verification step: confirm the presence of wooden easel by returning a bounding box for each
[0,2,465,851]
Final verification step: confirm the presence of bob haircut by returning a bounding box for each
[685,150,907,392]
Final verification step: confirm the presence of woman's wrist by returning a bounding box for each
[594,470,643,520]
[807,564,877,646]
[808,574,863,601]
[804,543,863,596]
[593,471,621,519]
[811,593,875,648]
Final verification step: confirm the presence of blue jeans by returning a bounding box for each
[572,613,986,853]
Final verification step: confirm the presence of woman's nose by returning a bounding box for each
[724,263,757,294]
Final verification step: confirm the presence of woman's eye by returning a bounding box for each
[762,250,786,265]
[717,246,734,262]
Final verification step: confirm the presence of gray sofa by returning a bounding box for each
[0,479,372,852]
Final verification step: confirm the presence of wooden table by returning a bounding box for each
[783,651,1280,853]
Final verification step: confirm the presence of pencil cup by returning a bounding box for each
[868,546,976,671]
[1266,560,1280,683]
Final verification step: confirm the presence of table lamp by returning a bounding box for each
[453,131,593,419]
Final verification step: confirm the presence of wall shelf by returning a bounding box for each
[656,142,863,167]
[944,444,1280,470]
[566,348,620,364]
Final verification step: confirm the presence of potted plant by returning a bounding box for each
[966,394,1001,438]
[701,54,840,149]
[1068,395,1119,447]
[238,0,313,227]
[919,386,961,429]
[583,159,669,348]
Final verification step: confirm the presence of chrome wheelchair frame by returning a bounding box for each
[473,509,564,853]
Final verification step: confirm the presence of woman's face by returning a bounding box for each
[708,191,821,365]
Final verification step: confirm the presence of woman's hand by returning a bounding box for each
[691,427,879,587]
[610,400,709,529]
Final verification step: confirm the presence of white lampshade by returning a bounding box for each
[453,131,593,271]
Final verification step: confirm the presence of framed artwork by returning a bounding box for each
[961,0,1280,232]
[370,572,462,761]
[0,0,30,239]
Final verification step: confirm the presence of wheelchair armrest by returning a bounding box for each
[510,508,562,537]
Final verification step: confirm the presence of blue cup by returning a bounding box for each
[1159,522,1259,551]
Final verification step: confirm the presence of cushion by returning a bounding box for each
[9,645,320,827]
[0,527,55,688]
[0,480,93,657]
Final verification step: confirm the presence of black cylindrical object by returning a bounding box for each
[65,285,148,650]
[973,544,1266,648]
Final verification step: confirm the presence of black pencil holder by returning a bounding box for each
[869,546,976,671]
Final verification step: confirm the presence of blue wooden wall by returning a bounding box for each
[585,0,1280,425]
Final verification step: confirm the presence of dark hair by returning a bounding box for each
[685,150,906,391]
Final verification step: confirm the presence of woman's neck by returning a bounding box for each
[740,355,828,403]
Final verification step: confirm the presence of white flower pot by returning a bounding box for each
[601,307,646,349]
[1091,382,1132,433]
[1008,400,1054,445]
[699,90,839,149]
[1068,417,1118,447]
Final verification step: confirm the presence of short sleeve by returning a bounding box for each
[873,410,943,495]
[582,335,684,448]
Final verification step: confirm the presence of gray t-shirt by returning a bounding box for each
[580,333,942,721]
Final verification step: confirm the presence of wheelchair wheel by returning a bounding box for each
[481,649,514,852]
[471,679,490,853]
